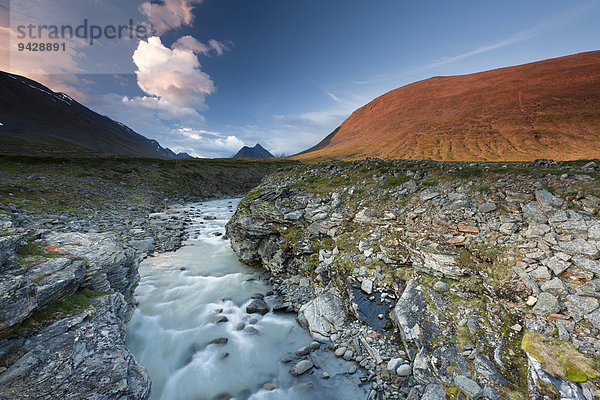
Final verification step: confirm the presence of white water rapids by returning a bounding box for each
[126,199,369,400]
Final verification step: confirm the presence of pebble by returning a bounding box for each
[396,364,412,376]
[334,347,347,357]
[289,360,313,376]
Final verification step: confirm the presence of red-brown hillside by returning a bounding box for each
[294,51,600,161]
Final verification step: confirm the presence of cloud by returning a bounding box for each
[172,35,231,56]
[132,36,215,111]
[139,0,203,36]
[175,127,246,156]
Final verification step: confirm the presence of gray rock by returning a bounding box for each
[43,232,141,313]
[295,346,310,356]
[532,293,560,316]
[585,308,600,330]
[0,294,150,400]
[212,315,229,323]
[589,221,600,240]
[433,281,449,292]
[26,258,86,310]
[535,189,556,211]
[572,256,600,277]
[522,202,548,223]
[343,349,354,361]
[565,295,599,322]
[543,256,571,276]
[454,375,481,398]
[334,347,347,357]
[309,341,320,350]
[478,202,497,213]
[0,235,21,272]
[243,326,259,335]
[419,189,439,201]
[396,364,412,376]
[390,280,431,342]
[557,239,599,259]
[298,284,346,340]
[0,275,37,332]
[387,357,403,372]
[421,384,446,400]
[361,278,374,295]
[348,365,357,374]
[128,237,155,253]
[540,278,568,296]
[289,360,313,376]
[320,372,330,379]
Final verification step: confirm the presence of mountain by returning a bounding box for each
[0,71,178,158]
[294,51,600,161]
[233,143,274,158]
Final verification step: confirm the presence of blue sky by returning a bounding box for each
[2,0,600,157]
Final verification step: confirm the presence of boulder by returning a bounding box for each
[298,284,346,340]
[532,293,560,317]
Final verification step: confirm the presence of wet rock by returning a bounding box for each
[209,338,229,345]
[343,349,354,361]
[246,299,269,315]
[320,372,330,379]
[295,346,311,356]
[289,360,313,376]
[263,383,277,391]
[334,347,347,357]
[309,341,320,350]
[244,326,259,335]
[212,315,229,324]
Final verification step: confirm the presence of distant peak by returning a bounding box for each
[233,143,274,158]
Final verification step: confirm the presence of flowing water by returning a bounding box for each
[126,199,369,400]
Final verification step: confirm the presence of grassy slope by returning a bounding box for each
[294,51,600,162]
[0,155,297,213]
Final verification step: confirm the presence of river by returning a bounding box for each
[126,199,369,400]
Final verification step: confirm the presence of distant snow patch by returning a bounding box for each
[0,122,4,126]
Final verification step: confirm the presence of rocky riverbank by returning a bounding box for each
[226,158,600,399]
[0,156,292,399]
